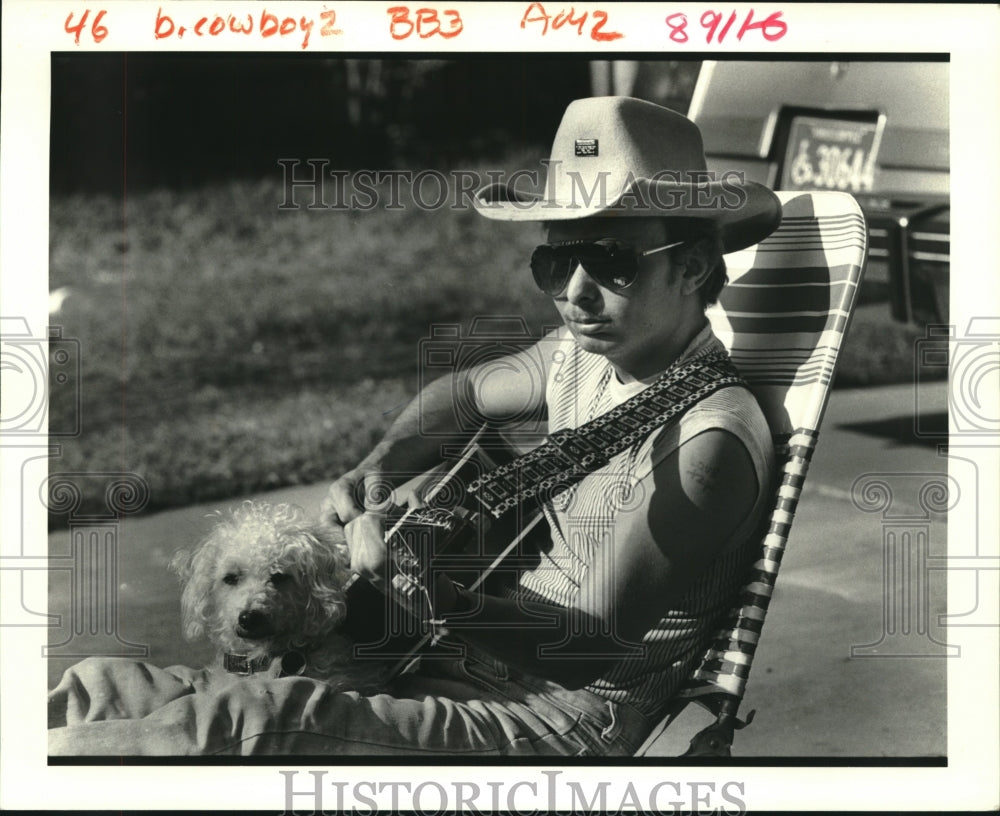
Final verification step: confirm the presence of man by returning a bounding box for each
[49,97,780,756]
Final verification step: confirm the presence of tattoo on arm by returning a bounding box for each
[686,460,720,492]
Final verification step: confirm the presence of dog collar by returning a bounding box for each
[223,651,307,677]
[223,653,271,675]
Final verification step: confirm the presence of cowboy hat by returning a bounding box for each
[474,96,782,253]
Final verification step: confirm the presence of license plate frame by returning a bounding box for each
[780,113,886,194]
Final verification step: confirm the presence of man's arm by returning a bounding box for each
[432,428,760,688]
[323,335,556,525]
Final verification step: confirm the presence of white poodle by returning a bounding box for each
[170,500,385,691]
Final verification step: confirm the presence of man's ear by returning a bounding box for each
[677,243,713,295]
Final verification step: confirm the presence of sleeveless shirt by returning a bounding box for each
[511,323,775,718]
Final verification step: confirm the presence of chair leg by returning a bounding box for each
[683,718,736,757]
[681,700,756,757]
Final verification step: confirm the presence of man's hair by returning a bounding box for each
[664,219,728,308]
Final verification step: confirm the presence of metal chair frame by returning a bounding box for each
[636,190,869,756]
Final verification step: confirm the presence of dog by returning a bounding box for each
[170,500,386,692]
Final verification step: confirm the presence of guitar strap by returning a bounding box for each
[467,349,745,519]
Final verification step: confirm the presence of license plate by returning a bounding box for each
[781,115,883,194]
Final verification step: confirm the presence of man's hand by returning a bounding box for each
[323,464,399,589]
[321,464,395,526]
[344,511,390,589]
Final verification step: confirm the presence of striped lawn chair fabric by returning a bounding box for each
[638,191,867,753]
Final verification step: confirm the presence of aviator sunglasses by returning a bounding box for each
[530,237,685,297]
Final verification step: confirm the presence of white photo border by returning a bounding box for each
[2,1,998,812]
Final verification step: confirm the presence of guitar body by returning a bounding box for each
[340,354,740,670]
[341,431,549,664]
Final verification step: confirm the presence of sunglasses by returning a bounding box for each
[530,238,685,297]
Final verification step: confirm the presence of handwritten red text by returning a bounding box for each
[666,8,786,44]
[520,3,624,42]
[64,9,108,45]
[387,7,463,39]
[153,7,341,50]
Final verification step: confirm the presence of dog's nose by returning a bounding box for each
[237,609,269,637]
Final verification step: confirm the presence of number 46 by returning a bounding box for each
[65,9,109,45]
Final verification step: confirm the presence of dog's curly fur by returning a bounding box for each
[170,500,383,691]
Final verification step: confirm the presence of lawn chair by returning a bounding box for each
[636,190,869,756]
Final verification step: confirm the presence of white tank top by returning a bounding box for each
[513,323,775,717]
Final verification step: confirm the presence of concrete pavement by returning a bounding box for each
[46,379,953,757]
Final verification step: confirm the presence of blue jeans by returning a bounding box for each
[47,651,652,756]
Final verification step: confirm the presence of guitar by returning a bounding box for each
[341,426,548,673]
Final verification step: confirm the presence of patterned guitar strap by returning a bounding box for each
[467,349,745,519]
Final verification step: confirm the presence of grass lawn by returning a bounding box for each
[48,174,943,525]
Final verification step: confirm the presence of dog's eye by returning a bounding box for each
[222,573,240,586]
[270,572,293,587]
